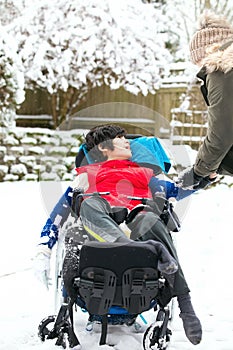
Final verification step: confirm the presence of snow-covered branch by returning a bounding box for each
[7,0,174,126]
[0,26,24,130]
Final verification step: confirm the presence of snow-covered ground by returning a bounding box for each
[0,180,232,350]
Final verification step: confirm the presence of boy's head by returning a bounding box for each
[85,124,128,162]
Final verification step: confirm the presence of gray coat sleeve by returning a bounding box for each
[194,70,233,177]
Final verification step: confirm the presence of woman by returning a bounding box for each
[177,11,233,189]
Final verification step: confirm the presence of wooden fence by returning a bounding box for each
[16,84,187,133]
[170,108,208,149]
[16,81,208,148]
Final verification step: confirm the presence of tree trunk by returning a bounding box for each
[51,93,59,128]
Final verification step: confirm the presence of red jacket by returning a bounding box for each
[76,159,154,210]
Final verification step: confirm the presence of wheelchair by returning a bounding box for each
[38,135,179,349]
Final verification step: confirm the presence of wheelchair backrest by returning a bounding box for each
[75,241,161,315]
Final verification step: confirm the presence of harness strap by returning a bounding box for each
[67,301,81,348]
[99,315,108,345]
[129,270,144,313]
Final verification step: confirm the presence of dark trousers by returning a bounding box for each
[80,196,190,299]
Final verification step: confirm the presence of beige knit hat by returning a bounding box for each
[189,11,233,65]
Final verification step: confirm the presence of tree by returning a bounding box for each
[164,0,233,108]
[139,1,233,63]
[7,0,173,128]
[0,26,24,134]
[0,0,20,26]
[162,0,233,59]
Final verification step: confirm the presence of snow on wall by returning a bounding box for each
[0,127,86,182]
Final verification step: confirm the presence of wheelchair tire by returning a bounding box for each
[38,315,56,341]
[143,321,171,350]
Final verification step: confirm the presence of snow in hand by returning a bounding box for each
[0,180,232,350]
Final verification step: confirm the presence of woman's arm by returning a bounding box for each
[194,71,233,177]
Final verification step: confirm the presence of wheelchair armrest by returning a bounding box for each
[125,205,149,224]
[71,187,84,217]
[110,207,128,225]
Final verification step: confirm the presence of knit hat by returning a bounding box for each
[189,11,233,65]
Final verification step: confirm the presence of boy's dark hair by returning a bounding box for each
[85,124,127,162]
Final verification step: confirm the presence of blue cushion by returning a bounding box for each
[130,137,171,173]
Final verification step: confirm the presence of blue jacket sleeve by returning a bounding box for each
[39,186,73,249]
[149,177,195,201]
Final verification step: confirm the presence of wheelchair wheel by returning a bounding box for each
[38,314,70,349]
[54,219,88,312]
[38,315,57,341]
[143,321,172,350]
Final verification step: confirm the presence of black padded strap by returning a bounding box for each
[67,301,81,348]
[99,315,108,345]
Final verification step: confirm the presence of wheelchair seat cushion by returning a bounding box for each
[63,240,178,315]
[77,241,161,315]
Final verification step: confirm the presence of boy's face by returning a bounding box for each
[100,136,132,160]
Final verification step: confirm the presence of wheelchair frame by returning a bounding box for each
[38,208,175,350]
[38,134,178,349]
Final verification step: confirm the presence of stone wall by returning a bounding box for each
[0,127,84,182]
[0,126,232,188]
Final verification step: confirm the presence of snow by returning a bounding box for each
[0,180,232,349]
[6,0,174,104]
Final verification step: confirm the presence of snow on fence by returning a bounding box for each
[15,114,54,129]
[170,108,208,150]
